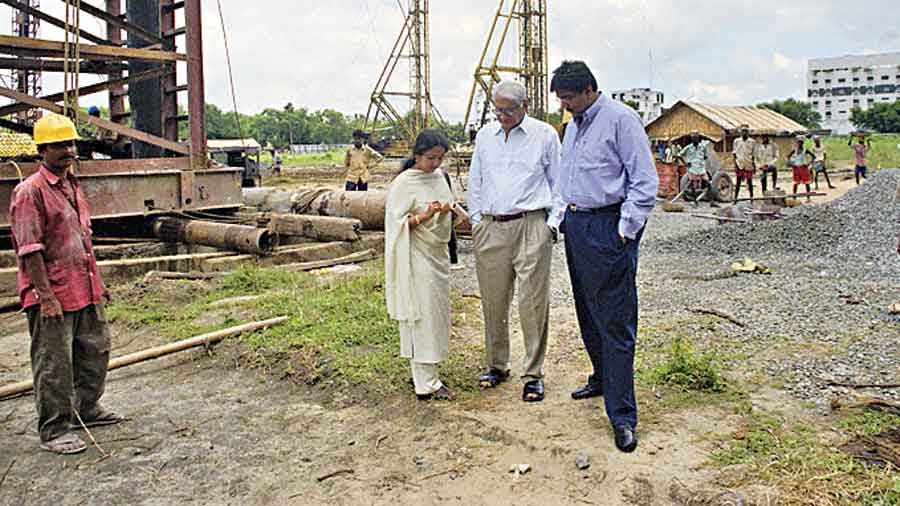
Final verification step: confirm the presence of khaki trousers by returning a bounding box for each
[26,304,111,442]
[473,210,552,381]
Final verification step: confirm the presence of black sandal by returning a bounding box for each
[417,385,454,401]
[522,379,544,402]
[478,368,510,389]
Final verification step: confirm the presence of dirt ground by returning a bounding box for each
[0,166,891,506]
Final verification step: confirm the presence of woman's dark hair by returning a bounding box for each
[401,128,450,171]
[550,60,597,93]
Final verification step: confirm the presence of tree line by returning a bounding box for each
[758,97,900,133]
[205,103,470,148]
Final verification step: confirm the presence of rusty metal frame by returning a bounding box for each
[364,0,443,144]
[463,0,548,130]
[0,0,230,231]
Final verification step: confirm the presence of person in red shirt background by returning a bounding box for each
[9,114,123,455]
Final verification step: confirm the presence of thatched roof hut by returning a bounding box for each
[646,101,807,169]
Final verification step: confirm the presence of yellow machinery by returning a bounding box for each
[364,0,443,156]
[463,0,548,131]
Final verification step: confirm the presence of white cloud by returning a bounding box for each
[0,0,898,123]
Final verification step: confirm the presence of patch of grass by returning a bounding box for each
[821,134,900,170]
[108,262,484,396]
[645,337,727,392]
[261,149,346,167]
[840,409,900,437]
[712,411,899,506]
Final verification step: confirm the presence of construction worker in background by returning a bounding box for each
[676,131,709,206]
[343,129,384,191]
[732,125,756,203]
[271,147,283,176]
[9,114,123,455]
[849,133,871,185]
[811,135,835,190]
[753,134,780,192]
[787,135,814,202]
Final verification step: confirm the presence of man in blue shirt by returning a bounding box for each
[551,61,658,453]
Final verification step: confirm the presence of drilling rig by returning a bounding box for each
[364,0,443,156]
[463,0,548,132]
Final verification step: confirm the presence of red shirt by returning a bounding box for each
[9,165,104,311]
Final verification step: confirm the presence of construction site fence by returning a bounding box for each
[288,144,349,154]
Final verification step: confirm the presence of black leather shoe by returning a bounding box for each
[613,425,637,453]
[570,383,603,400]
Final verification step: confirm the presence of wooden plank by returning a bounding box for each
[201,233,385,272]
[0,35,181,62]
[0,0,113,45]
[277,249,378,272]
[61,0,162,45]
[0,67,171,118]
[0,251,237,297]
[0,86,190,155]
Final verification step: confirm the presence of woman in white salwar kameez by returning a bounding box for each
[385,130,455,401]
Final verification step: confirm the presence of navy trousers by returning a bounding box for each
[564,207,642,428]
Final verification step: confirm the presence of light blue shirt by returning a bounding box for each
[557,93,658,240]
[678,141,709,176]
[467,115,564,228]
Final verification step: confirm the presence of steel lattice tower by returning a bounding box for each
[464,0,548,130]
[365,0,441,147]
[10,0,41,121]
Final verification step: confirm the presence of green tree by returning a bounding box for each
[850,101,900,133]
[757,98,822,129]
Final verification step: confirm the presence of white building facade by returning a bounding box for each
[807,52,900,135]
[610,88,664,125]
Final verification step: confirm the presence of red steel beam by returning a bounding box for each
[160,0,179,142]
[106,0,126,123]
[0,85,190,155]
[185,0,206,168]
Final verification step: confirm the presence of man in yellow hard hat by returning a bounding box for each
[9,114,123,455]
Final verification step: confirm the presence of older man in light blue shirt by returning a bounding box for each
[468,80,563,403]
[552,61,658,453]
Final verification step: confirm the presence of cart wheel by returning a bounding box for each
[679,173,699,201]
[709,172,733,202]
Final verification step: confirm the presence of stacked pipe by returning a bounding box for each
[152,217,279,255]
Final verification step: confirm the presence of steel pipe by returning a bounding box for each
[152,217,279,255]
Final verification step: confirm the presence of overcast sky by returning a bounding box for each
[2,1,899,123]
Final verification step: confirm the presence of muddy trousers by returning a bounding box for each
[410,361,443,395]
[473,211,552,381]
[26,304,111,443]
[564,206,642,429]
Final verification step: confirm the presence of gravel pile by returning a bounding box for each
[648,169,900,280]
[451,177,899,404]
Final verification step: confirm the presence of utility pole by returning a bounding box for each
[365,0,442,152]
[464,0,548,131]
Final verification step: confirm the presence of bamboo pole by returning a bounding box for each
[0,316,288,400]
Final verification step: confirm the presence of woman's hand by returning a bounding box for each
[425,201,442,218]
[440,202,452,214]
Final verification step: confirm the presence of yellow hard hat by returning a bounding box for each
[33,113,80,145]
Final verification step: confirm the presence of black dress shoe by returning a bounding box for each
[570,383,603,400]
[613,425,637,453]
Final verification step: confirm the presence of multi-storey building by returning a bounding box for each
[610,88,665,125]
[807,52,900,135]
